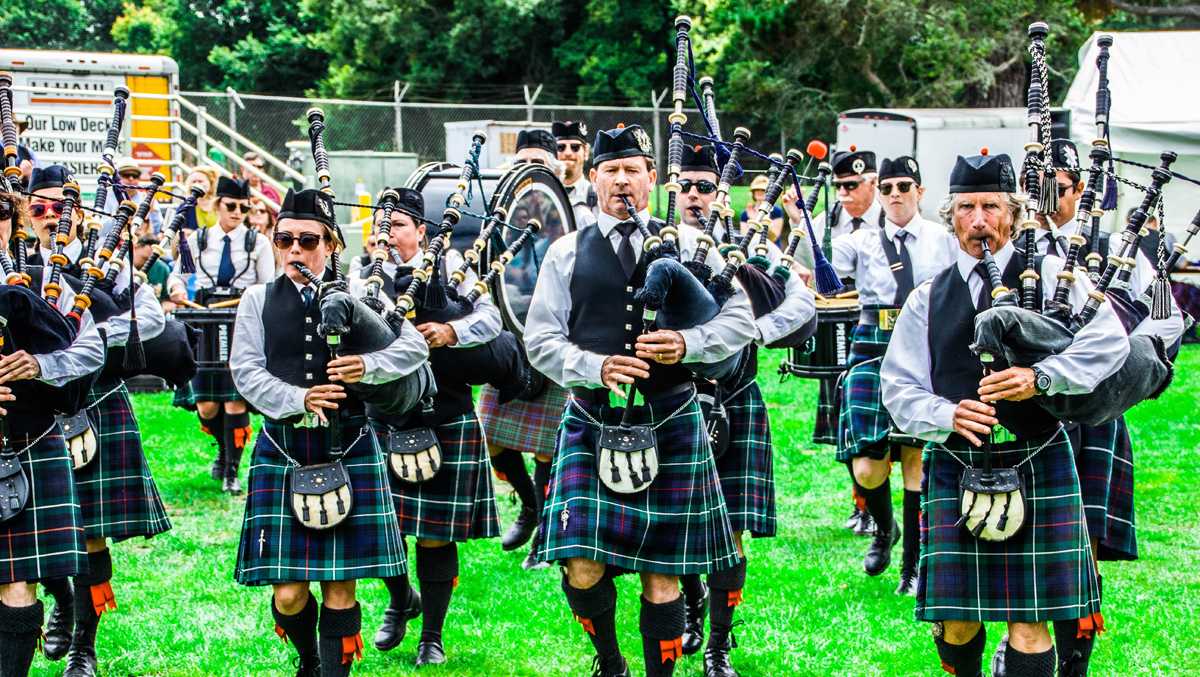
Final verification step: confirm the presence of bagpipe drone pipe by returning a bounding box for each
[969,25,1176,427]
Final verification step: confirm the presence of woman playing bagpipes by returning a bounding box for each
[880,152,1126,677]
[347,187,504,668]
[229,188,428,677]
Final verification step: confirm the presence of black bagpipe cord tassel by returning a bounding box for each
[122,217,146,372]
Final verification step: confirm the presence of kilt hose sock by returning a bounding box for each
[562,572,623,670]
[533,457,552,511]
[491,449,536,510]
[901,489,921,572]
[0,600,44,677]
[41,576,75,660]
[272,593,318,661]
[199,410,225,479]
[67,549,116,676]
[681,574,705,601]
[223,411,252,488]
[706,559,747,675]
[848,463,867,512]
[639,595,686,677]
[861,477,894,533]
[1054,574,1102,677]
[416,543,458,645]
[318,603,363,677]
[1005,643,1056,677]
[384,536,412,609]
[934,623,985,677]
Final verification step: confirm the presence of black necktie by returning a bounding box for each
[614,221,638,279]
[894,230,915,303]
[217,234,235,287]
[851,217,864,232]
[973,262,994,311]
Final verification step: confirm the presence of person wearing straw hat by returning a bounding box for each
[738,174,784,245]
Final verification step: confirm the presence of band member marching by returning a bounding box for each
[177,176,275,493]
[880,152,1124,677]
[670,143,816,676]
[230,188,426,677]
[354,188,503,667]
[553,120,597,226]
[832,157,956,593]
[27,165,172,677]
[525,124,754,677]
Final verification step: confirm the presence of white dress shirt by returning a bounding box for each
[712,221,816,345]
[347,248,502,348]
[35,274,106,387]
[177,223,275,290]
[880,240,1129,443]
[565,178,596,227]
[230,277,430,421]
[832,214,957,307]
[42,242,168,346]
[524,209,756,389]
[799,201,882,245]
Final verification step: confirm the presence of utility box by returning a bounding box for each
[444,120,552,169]
[295,149,420,255]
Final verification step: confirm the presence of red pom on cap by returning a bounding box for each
[616,122,626,129]
[806,139,828,160]
[980,146,989,156]
[849,144,857,152]
[694,144,703,152]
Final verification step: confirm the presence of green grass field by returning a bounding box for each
[30,347,1199,676]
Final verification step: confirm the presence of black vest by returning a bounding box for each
[567,221,692,395]
[262,274,364,422]
[927,252,1058,442]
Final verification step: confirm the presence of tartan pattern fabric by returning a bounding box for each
[717,382,776,537]
[916,428,1102,623]
[1099,419,1137,561]
[536,390,741,575]
[1067,420,1116,547]
[75,381,172,541]
[0,427,88,584]
[812,378,838,446]
[190,365,241,403]
[836,325,894,463]
[476,383,569,455]
[387,413,501,543]
[171,382,196,410]
[234,419,407,586]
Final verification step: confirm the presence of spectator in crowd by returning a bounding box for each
[181,166,221,235]
[248,197,276,239]
[739,174,785,245]
[113,156,163,235]
[240,151,282,208]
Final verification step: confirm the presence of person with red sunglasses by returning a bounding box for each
[175,175,275,495]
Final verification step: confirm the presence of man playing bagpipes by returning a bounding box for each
[554,119,598,227]
[229,188,428,677]
[524,124,755,677]
[880,151,1126,677]
[177,175,275,494]
[670,142,816,675]
[831,157,956,594]
[26,164,173,677]
[0,190,106,677]
[348,187,504,667]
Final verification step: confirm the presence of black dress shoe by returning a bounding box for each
[502,506,538,551]
[521,533,549,571]
[373,588,422,651]
[991,635,1009,677]
[895,567,918,596]
[414,639,447,667]
[42,579,75,661]
[854,510,877,536]
[863,521,900,576]
[703,638,740,677]
[293,650,320,677]
[591,653,631,677]
[681,580,708,656]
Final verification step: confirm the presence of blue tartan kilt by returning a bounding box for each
[1100,419,1136,561]
[234,418,407,586]
[812,379,839,446]
[0,424,88,585]
[190,365,241,403]
[717,382,776,537]
[387,413,501,543]
[836,325,897,463]
[76,380,171,541]
[536,389,741,575]
[917,427,1102,623]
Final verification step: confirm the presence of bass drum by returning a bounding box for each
[405,162,505,255]
[483,163,576,342]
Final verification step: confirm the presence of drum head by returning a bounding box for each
[483,163,576,341]
[408,163,505,254]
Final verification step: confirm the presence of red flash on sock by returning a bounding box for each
[727,589,744,607]
[659,637,682,663]
[234,426,253,448]
[1077,612,1106,639]
[341,633,363,664]
[452,576,460,589]
[573,614,596,635]
[493,470,508,482]
[274,625,288,643]
[90,582,117,617]
[940,660,957,674]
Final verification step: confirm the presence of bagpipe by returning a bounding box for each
[970,25,1177,426]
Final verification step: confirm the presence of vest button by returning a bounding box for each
[305,353,313,361]
[305,335,313,342]
[624,343,631,350]
[305,372,313,380]
[625,286,633,293]
[624,324,631,330]
[625,304,633,311]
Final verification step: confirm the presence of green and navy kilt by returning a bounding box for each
[717,382,776,537]
[812,379,839,446]
[536,388,741,575]
[0,423,88,584]
[76,379,171,542]
[1101,419,1136,561]
[477,382,569,455]
[234,417,407,586]
[190,365,241,403]
[835,325,898,463]
[387,413,501,543]
[171,381,196,410]
[917,427,1101,623]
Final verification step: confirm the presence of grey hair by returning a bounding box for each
[938,192,1025,234]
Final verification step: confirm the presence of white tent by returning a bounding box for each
[1064,30,1200,259]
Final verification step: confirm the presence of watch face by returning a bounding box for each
[1036,371,1051,392]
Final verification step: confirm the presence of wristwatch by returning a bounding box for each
[1032,366,1051,395]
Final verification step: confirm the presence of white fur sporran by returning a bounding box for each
[289,462,354,530]
[387,427,443,484]
[956,467,1026,542]
[597,425,659,494]
[58,411,97,471]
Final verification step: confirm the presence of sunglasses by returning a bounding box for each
[679,179,717,195]
[29,201,68,218]
[119,172,141,181]
[879,181,915,196]
[273,232,327,251]
[222,202,250,214]
[557,142,584,153]
[1056,183,1075,198]
[834,180,862,192]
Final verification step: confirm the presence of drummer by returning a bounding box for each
[176,175,275,494]
[553,120,597,226]
[831,157,955,594]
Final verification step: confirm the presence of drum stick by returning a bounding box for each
[178,299,205,309]
[207,298,242,309]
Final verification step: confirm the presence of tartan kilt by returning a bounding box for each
[171,381,196,410]
[0,425,88,584]
[717,382,776,537]
[1067,421,1116,546]
[76,380,171,541]
[537,389,741,575]
[1099,419,1137,561]
[234,418,407,586]
[812,378,839,446]
[190,365,241,403]
[477,383,569,455]
[917,427,1101,623]
[387,413,501,543]
[836,325,894,463]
